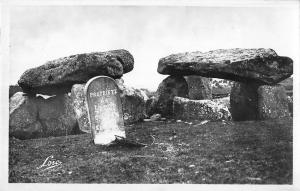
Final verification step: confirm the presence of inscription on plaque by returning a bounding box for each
[84,76,125,145]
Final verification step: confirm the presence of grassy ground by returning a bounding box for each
[9,117,293,184]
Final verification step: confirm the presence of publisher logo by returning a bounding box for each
[37,155,62,171]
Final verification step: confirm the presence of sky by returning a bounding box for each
[8,5,299,91]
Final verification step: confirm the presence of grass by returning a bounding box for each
[9,117,293,184]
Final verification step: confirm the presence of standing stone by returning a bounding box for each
[18,49,134,95]
[121,91,146,124]
[257,85,290,119]
[173,97,231,121]
[71,79,147,132]
[71,84,90,133]
[158,48,293,85]
[185,76,212,100]
[116,81,147,125]
[145,96,159,117]
[156,75,188,117]
[85,76,125,145]
[9,92,78,139]
[230,82,259,121]
[278,77,293,97]
[36,94,78,137]
[9,92,42,139]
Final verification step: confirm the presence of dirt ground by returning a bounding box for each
[9,117,293,184]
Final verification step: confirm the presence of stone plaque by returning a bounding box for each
[85,76,125,145]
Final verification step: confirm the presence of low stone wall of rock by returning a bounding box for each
[173,96,231,121]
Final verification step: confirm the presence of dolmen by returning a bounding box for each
[9,49,147,140]
[156,48,293,121]
[18,49,134,95]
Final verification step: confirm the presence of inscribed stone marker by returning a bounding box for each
[85,76,125,145]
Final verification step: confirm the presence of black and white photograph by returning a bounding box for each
[1,0,299,190]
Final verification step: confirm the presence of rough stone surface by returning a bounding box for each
[71,84,90,133]
[71,80,146,133]
[211,79,234,89]
[9,93,42,139]
[278,77,293,97]
[145,96,159,117]
[9,93,78,139]
[117,80,147,125]
[287,96,293,116]
[9,85,22,98]
[213,97,230,110]
[156,76,189,117]
[211,79,233,98]
[257,85,290,119]
[36,94,78,136]
[115,78,126,90]
[184,76,212,100]
[18,49,134,95]
[230,82,259,121]
[158,48,293,85]
[150,114,162,121]
[85,76,125,145]
[138,89,149,102]
[173,97,231,121]
[140,88,156,98]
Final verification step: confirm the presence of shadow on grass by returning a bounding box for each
[9,118,292,184]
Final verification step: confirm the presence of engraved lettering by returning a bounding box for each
[90,89,117,98]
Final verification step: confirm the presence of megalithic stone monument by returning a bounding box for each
[84,76,125,145]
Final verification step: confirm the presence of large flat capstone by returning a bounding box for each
[158,48,293,85]
[18,49,134,95]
